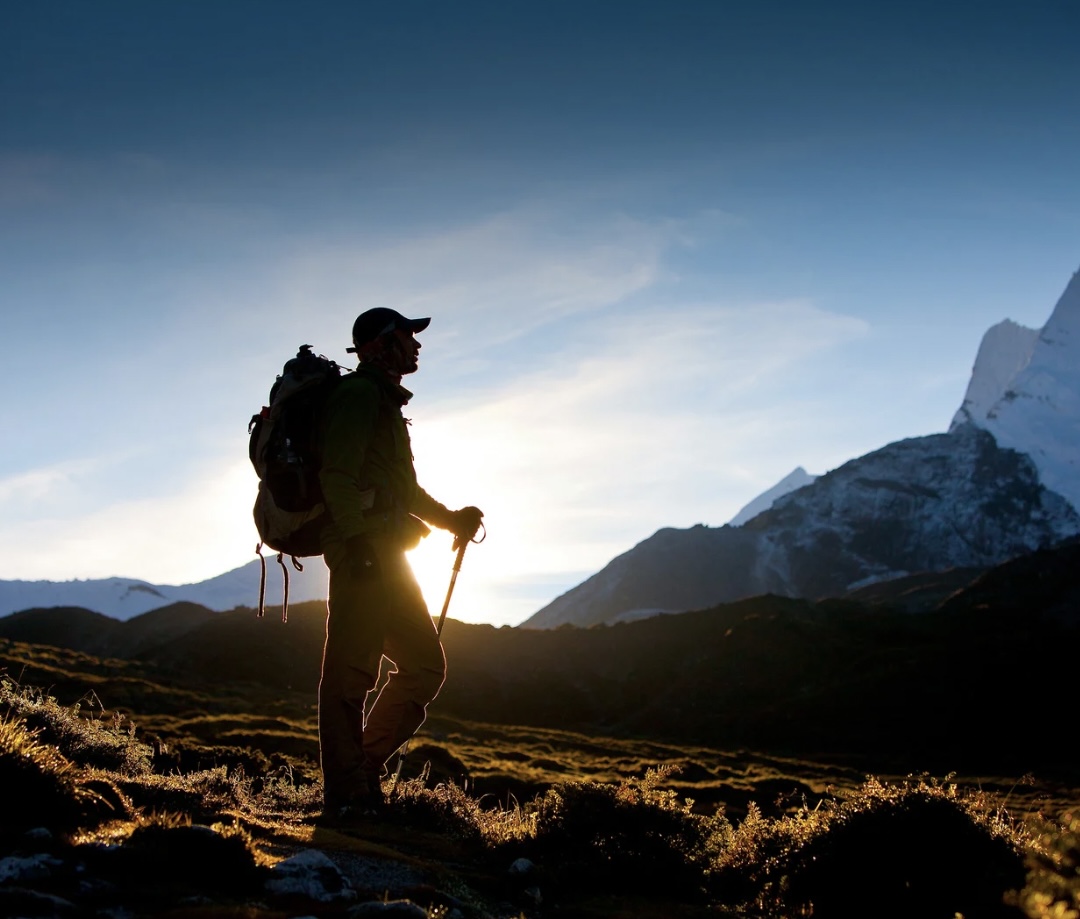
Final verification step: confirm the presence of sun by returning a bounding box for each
[406,533,461,620]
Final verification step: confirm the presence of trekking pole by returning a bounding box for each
[390,524,485,792]
[435,539,468,638]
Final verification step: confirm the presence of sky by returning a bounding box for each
[3,0,1080,627]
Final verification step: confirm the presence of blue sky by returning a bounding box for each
[3,1,1079,626]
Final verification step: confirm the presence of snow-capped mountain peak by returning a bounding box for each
[950,320,1039,430]
[955,267,1080,513]
[1031,267,1080,374]
[728,466,818,526]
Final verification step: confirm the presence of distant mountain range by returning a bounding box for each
[524,266,1080,627]
[0,556,328,621]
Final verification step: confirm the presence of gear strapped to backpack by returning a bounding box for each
[249,344,344,620]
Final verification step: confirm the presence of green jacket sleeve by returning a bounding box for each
[318,379,381,540]
[410,486,454,530]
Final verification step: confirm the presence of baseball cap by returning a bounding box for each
[347,308,431,353]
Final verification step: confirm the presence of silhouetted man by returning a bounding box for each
[315,307,482,822]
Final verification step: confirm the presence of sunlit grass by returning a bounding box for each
[3,668,1078,917]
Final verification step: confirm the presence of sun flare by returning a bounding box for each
[406,536,461,621]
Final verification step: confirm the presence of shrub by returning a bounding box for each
[80,813,267,900]
[527,765,729,896]
[714,775,1029,918]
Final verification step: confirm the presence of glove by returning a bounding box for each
[345,535,380,582]
[449,506,484,550]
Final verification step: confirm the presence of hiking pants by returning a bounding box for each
[318,532,446,807]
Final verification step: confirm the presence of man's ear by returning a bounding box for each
[353,338,381,360]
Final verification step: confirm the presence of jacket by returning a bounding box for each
[316,366,452,544]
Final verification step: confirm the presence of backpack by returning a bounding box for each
[248,344,344,619]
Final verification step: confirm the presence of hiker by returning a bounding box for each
[315,307,483,821]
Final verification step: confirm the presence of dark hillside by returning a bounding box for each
[0,606,119,652]
[937,535,1080,622]
[0,602,219,659]
[2,540,1077,783]
[841,565,987,611]
[104,601,220,657]
[438,594,1080,778]
[1,671,1062,919]
[135,601,328,692]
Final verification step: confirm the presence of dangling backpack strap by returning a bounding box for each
[256,543,267,618]
[276,552,289,622]
[283,556,304,623]
[256,544,305,623]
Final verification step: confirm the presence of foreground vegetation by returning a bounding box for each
[2,677,1077,918]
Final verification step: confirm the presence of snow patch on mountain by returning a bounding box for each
[953,268,1080,513]
[728,467,818,526]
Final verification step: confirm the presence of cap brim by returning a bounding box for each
[407,317,431,333]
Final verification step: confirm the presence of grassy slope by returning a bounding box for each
[1,540,1077,915]
[2,674,1076,919]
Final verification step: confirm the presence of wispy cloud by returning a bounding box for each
[406,296,869,623]
[0,456,258,584]
[259,207,671,359]
[0,463,84,507]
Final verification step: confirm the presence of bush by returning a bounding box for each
[528,765,729,896]
[713,775,1029,918]
[80,813,267,900]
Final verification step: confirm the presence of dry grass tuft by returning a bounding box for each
[0,713,88,837]
[389,766,520,846]
[0,677,152,775]
[1017,808,1080,919]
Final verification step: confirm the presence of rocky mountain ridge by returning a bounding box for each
[524,424,1079,627]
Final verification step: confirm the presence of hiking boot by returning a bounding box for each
[316,783,389,827]
[316,797,387,828]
